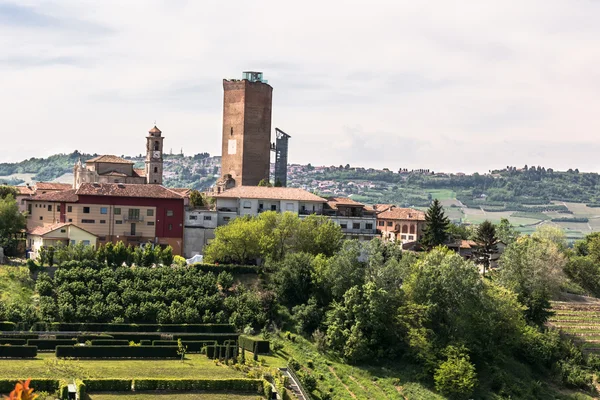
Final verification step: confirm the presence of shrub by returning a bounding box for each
[55,345,178,359]
[153,340,216,353]
[90,340,130,346]
[132,378,264,393]
[83,379,132,392]
[239,335,270,354]
[0,334,38,340]
[107,334,163,342]
[191,263,259,275]
[518,326,561,366]
[27,339,77,350]
[0,321,16,331]
[0,345,37,358]
[44,322,236,333]
[557,360,592,390]
[172,333,239,344]
[0,339,26,345]
[0,379,58,393]
[298,371,317,393]
[55,334,114,342]
[434,350,478,400]
[205,345,236,359]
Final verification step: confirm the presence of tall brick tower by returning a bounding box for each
[220,71,272,188]
[145,125,164,184]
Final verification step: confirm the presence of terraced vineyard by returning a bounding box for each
[550,300,600,353]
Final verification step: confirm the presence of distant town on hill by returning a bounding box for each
[3,151,600,240]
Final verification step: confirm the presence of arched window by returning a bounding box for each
[154,167,158,173]
[154,141,159,151]
[402,225,408,233]
[410,225,415,234]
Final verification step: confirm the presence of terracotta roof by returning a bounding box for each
[326,197,364,208]
[31,189,79,203]
[372,204,395,213]
[35,182,72,191]
[149,125,162,134]
[13,186,35,195]
[133,168,146,177]
[377,207,426,221]
[99,171,128,177]
[28,222,97,238]
[214,186,326,202]
[86,155,134,164]
[171,188,192,196]
[76,183,184,199]
[460,240,478,249]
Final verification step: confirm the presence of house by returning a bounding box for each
[212,186,327,225]
[375,206,426,243]
[324,197,378,241]
[12,182,71,213]
[28,223,98,259]
[25,183,185,255]
[183,207,218,258]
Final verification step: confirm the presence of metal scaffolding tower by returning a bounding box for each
[271,128,291,187]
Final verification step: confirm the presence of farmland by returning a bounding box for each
[549,299,600,353]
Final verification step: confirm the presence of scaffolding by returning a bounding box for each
[271,128,291,187]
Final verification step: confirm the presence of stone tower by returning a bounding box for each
[145,125,164,184]
[220,71,272,187]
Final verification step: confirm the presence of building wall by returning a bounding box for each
[221,79,272,187]
[377,219,426,243]
[185,209,218,228]
[92,162,134,176]
[183,227,215,258]
[27,201,62,228]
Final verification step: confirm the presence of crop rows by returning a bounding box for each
[549,302,600,353]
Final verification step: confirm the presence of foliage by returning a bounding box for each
[177,338,187,362]
[0,195,26,256]
[257,179,272,187]
[4,379,38,400]
[421,199,450,248]
[188,190,204,208]
[433,347,477,400]
[0,346,37,359]
[496,218,519,245]
[472,220,498,273]
[55,345,180,359]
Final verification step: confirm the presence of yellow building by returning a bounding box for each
[28,223,98,259]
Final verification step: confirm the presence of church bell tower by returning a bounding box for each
[145,125,164,184]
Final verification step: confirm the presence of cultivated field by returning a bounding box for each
[89,394,262,400]
[549,300,600,353]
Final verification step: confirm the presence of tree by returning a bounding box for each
[257,179,272,187]
[421,199,450,248]
[434,347,478,400]
[0,186,18,200]
[496,218,519,245]
[473,220,498,275]
[0,195,26,256]
[189,190,204,208]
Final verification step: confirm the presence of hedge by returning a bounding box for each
[83,379,133,392]
[205,345,237,359]
[0,346,37,358]
[239,335,270,354]
[133,378,265,393]
[172,333,239,344]
[152,340,217,353]
[108,334,163,342]
[39,322,235,333]
[27,339,76,350]
[140,340,152,346]
[0,338,26,345]
[56,345,179,359]
[0,321,16,331]
[0,334,38,340]
[190,263,260,275]
[0,379,58,393]
[90,340,130,346]
[56,334,114,342]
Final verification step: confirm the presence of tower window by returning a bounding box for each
[154,141,159,151]
[154,167,158,173]
[230,127,233,136]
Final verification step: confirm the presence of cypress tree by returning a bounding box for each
[421,199,450,249]
[473,220,498,275]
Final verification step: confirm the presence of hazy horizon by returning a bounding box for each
[2,1,599,174]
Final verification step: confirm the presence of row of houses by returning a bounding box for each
[16,183,426,259]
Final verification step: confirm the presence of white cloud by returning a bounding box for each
[1,0,599,173]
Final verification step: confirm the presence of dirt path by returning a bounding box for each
[348,375,366,391]
[395,385,409,400]
[329,366,357,399]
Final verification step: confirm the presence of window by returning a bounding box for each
[243,201,251,209]
[166,210,174,217]
[115,220,122,225]
[21,199,25,205]
[114,208,121,215]
[387,221,393,227]
[82,240,90,246]
[259,203,263,209]
[189,215,198,220]
[100,207,108,214]
[154,167,158,173]
[365,223,373,230]
[48,205,52,212]
[271,205,277,211]
[35,204,38,208]
[168,224,173,230]
[28,204,32,214]
[353,223,360,229]
[39,216,43,220]
[147,221,155,226]
[100,220,106,224]
[60,229,66,233]
[70,240,76,246]
[203,216,212,221]
[340,223,347,229]
[99,237,106,241]
[43,204,46,208]
[81,219,95,223]
[286,203,294,211]
[128,209,140,220]
[401,235,406,240]
[223,216,231,222]
[57,205,60,212]
[68,218,73,223]
[67,206,72,213]
[83,207,90,214]
[147,209,154,217]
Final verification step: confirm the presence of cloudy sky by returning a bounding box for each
[1,0,599,173]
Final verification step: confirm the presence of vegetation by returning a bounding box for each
[421,199,450,248]
[0,192,26,256]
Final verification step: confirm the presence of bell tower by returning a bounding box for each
[145,125,164,184]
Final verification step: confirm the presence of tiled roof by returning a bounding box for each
[326,197,364,208]
[13,186,35,195]
[29,222,97,238]
[31,189,79,203]
[35,182,72,191]
[133,168,146,177]
[86,155,134,164]
[372,204,396,213]
[377,207,426,221]
[149,125,162,134]
[460,240,478,249]
[99,171,128,177]
[171,188,192,196]
[215,186,326,202]
[76,183,184,199]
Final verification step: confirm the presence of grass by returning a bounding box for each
[0,354,246,380]
[89,394,263,400]
[0,266,35,305]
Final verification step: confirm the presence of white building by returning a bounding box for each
[183,208,218,258]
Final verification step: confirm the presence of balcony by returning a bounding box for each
[123,215,144,222]
[122,232,142,237]
[298,210,323,216]
[342,228,378,235]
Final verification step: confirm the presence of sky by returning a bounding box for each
[1,0,600,173]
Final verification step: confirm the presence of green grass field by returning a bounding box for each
[0,266,35,305]
[0,354,245,380]
[89,394,262,400]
